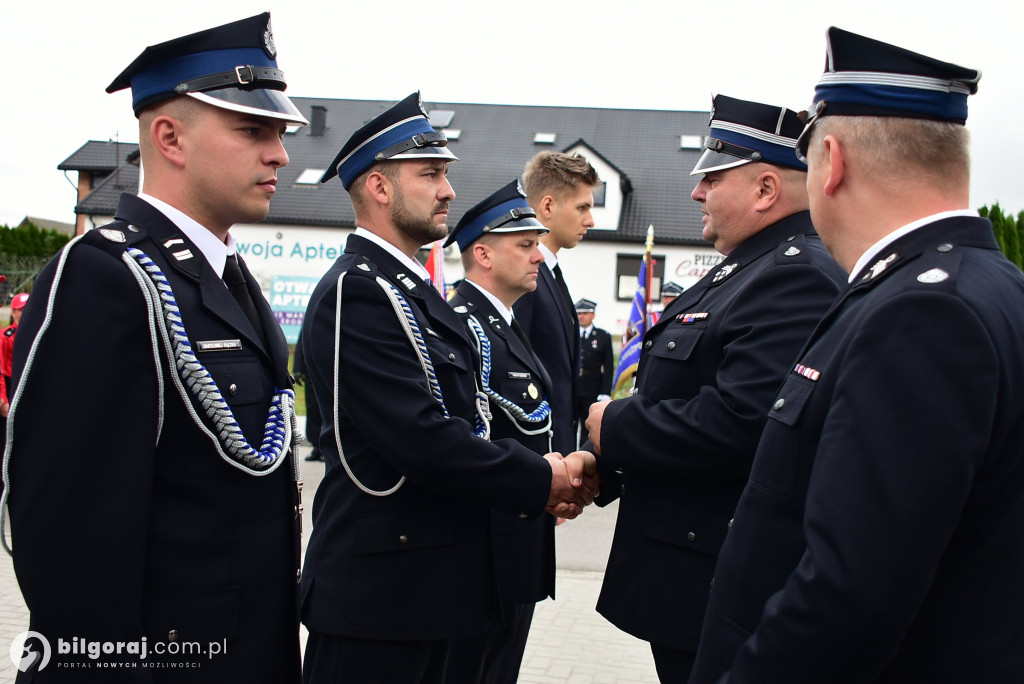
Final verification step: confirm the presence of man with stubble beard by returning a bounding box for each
[298,94,598,684]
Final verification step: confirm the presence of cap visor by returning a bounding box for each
[189,89,309,125]
[487,217,548,235]
[390,146,459,163]
[690,149,752,175]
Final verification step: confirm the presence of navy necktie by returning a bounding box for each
[552,264,574,320]
[223,255,264,342]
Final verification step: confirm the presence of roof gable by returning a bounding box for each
[58,140,139,172]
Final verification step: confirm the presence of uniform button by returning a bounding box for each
[296,569,302,583]
[787,235,796,242]
[229,383,238,396]
[448,353,456,361]
[773,398,785,410]
[522,393,528,399]
[128,224,140,233]
[517,513,528,519]
[168,629,179,642]
[399,535,409,544]
[727,518,733,529]
[687,532,696,542]
[937,243,953,253]
[644,340,653,350]
[666,341,676,351]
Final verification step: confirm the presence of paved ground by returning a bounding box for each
[0,445,659,682]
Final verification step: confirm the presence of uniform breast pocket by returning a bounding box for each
[647,326,703,363]
[423,331,469,376]
[497,376,544,411]
[765,372,815,427]
[748,372,816,501]
[201,356,268,406]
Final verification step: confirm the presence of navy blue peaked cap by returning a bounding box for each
[444,180,547,250]
[691,94,807,175]
[661,281,684,297]
[797,27,981,159]
[574,298,596,313]
[106,12,307,124]
[321,92,459,189]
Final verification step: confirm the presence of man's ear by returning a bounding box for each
[822,134,845,197]
[363,170,392,207]
[754,170,781,211]
[150,115,187,168]
[536,194,556,220]
[473,242,492,270]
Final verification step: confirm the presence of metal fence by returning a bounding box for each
[0,255,53,304]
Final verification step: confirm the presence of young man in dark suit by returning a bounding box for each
[299,95,597,684]
[513,152,600,456]
[691,28,1024,684]
[445,180,557,683]
[583,95,846,682]
[4,14,308,682]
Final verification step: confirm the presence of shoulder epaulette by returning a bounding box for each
[346,256,379,279]
[80,221,148,258]
[774,233,812,265]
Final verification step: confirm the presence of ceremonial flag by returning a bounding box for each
[612,226,655,394]
[425,240,446,297]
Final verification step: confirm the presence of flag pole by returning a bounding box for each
[643,225,654,330]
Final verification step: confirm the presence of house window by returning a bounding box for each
[89,171,110,190]
[615,253,665,301]
[428,110,456,128]
[295,169,327,185]
[534,132,557,144]
[680,135,704,150]
[592,181,607,208]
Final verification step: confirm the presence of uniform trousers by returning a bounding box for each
[446,602,536,683]
[651,642,696,683]
[302,632,449,684]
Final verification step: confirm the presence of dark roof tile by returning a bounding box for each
[59,140,139,172]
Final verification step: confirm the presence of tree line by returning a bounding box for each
[0,221,71,257]
[980,203,1024,270]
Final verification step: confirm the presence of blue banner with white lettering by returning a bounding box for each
[269,275,320,343]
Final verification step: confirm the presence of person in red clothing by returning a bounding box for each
[0,292,28,416]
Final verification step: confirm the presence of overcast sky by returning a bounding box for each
[3,0,1020,227]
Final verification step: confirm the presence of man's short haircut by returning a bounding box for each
[348,159,402,212]
[459,232,500,272]
[522,152,600,205]
[138,97,201,158]
[810,115,971,188]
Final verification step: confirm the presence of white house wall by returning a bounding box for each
[558,238,724,334]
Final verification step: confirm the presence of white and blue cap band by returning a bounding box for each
[106,13,307,125]
[445,180,547,250]
[574,298,596,313]
[321,92,459,189]
[691,94,806,175]
[796,27,980,160]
